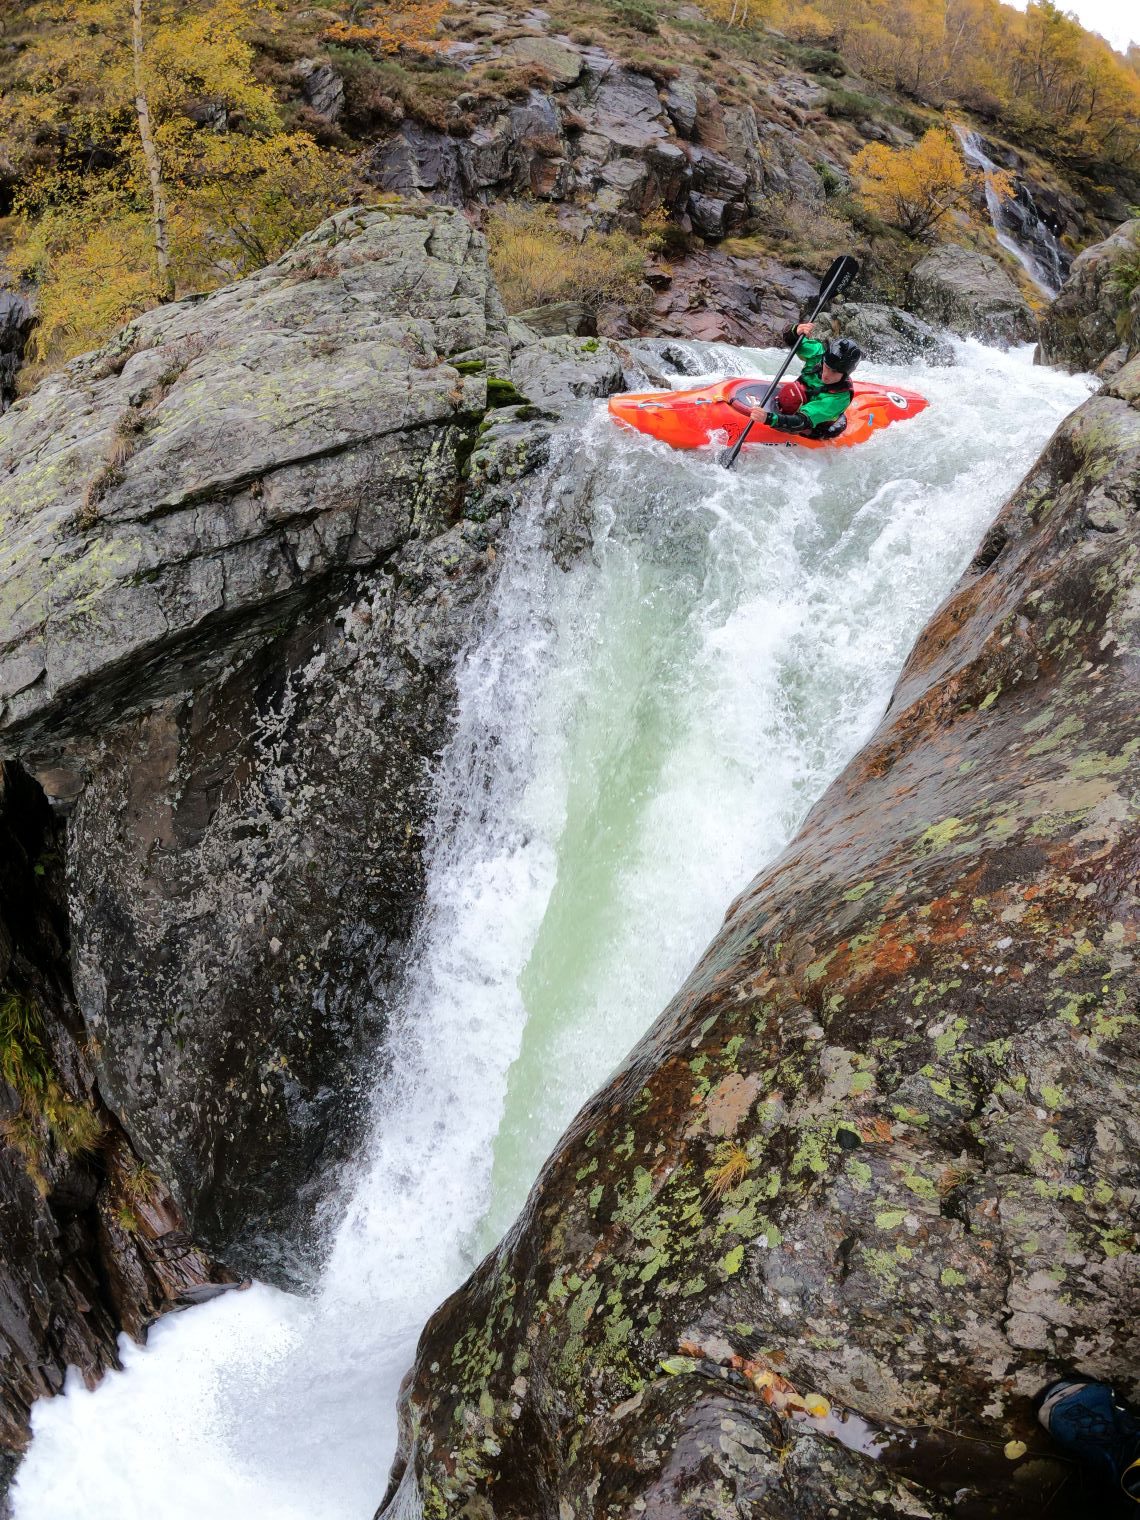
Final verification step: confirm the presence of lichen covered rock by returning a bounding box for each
[381,360,1140,1518]
[1038,218,1140,376]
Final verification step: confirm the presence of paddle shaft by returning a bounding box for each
[720,254,860,470]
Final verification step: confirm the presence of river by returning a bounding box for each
[12,338,1093,1520]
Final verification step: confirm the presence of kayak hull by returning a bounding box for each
[608,376,929,450]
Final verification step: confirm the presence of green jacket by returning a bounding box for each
[790,335,852,425]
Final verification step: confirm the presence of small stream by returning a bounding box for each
[955,125,1070,297]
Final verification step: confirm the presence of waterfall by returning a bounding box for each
[954,125,1070,297]
[12,339,1093,1520]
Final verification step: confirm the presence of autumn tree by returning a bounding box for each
[786,0,1140,172]
[324,0,448,54]
[5,0,351,366]
[850,127,971,237]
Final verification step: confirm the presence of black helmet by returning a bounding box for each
[823,337,862,376]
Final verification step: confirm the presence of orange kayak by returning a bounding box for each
[608,377,929,451]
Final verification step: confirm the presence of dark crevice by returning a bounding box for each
[970,522,1010,573]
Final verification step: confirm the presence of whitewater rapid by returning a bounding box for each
[13,340,1092,1519]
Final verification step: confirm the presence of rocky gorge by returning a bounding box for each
[0,200,629,1475]
[0,139,1139,1520]
[382,339,1140,1519]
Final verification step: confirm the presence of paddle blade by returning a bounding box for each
[816,254,860,308]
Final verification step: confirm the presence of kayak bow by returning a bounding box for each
[608,376,929,451]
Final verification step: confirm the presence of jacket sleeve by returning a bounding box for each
[765,409,809,432]
[796,336,827,366]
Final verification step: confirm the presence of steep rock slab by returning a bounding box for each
[0,764,230,1477]
[0,205,622,1282]
[0,203,506,754]
[1038,218,1140,377]
[907,245,1036,347]
[382,362,1140,1518]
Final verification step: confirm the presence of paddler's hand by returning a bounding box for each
[749,407,774,423]
[795,321,814,336]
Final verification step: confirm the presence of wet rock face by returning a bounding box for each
[0,764,229,1472]
[366,49,830,250]
[1038,218,1140,377]
[0,204,624,1284]
[0,290,33,412]
[383,362,1140,1519]
[640,247,818,348]
[907,245,1036,347]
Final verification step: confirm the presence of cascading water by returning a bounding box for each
[12,339,1093,1520]
[954,125,1071,297]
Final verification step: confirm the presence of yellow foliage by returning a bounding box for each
[170,132,354,286]
[5,0,354,368]
[325,1,448,55]
[777,0,1140,169]
[487,204,648,314]
[850,127,969,237]
[19,206,167,364]
[785,5,835,44]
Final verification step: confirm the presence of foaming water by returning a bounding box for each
[13,341,1092,1519]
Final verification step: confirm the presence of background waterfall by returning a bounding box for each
[12,340,1093,1520]
[955,125,1071,297]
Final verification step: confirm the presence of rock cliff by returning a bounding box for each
[0,202,624,1464]
[381,357,1140,1516]
[0,761,230,1462]
[1038,218,1140,376]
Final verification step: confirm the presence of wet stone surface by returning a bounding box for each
[382,359,1140,1517]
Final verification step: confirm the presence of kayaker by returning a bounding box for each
[752,324,862,438]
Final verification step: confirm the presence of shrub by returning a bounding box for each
[608,0,659,34]
[785,7,837,48]
[1,993,105,1192]
[727,192,853,260]
[487,204,649,314]
[823,86,880,120]
[798,46,845,76]
[849,128,971,238]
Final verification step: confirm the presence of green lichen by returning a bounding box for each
[720,1244,745,1275]
[875,1209,906,1230]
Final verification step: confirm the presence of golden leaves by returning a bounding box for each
[849,129,969,239]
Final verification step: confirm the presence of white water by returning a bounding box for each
[13,340,1092,1520]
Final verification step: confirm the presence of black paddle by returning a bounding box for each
[719,253,860,470]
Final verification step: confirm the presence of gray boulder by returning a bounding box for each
[907,244,1036,347]
[0,290,33,411]
[295,58,345,123]
[501,35,583,87]
[1037,218,1140,375]
[663,72,699,139]
[822,302,955,366]
[513,299,595,337]
[367,121,465,203]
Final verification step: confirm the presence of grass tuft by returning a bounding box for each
[1,993,106,1186]
[487,203,650,315]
